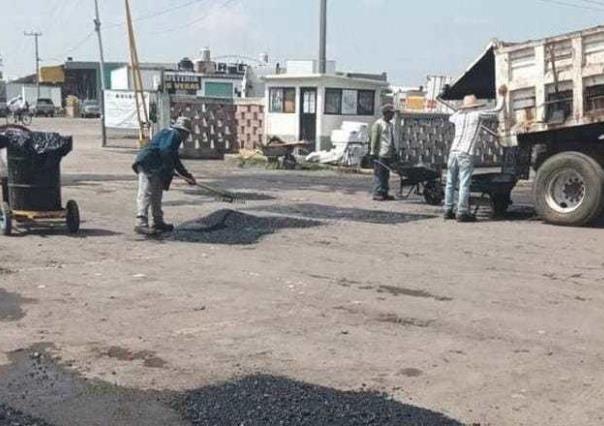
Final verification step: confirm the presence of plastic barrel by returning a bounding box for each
[7,147,62,212]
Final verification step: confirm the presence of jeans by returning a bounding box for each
[444,151,474,215]
[1,178,8,203]
[136,166,164,225]
[373,157,391,197]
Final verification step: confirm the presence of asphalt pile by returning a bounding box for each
[0,403,53,426]
[173,374,462,426]
[169,209,321,245]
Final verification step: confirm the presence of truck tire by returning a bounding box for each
[533,152,604,226]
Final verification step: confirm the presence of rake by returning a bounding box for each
[176,174,245,204]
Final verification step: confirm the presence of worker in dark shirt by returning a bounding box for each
[0,134,8,203]
[132,116,196,234]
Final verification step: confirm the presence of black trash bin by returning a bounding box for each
[4,131,72,212]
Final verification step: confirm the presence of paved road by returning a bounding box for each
[1,118,603,425]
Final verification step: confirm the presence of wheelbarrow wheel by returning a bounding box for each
[65,200,80,234]
[1,202,12,236]
[423,181,444,206]
[490,192,512,218]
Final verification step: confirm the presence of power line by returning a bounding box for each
[537,0,604,11]
[105,0,209,29]
[579,0,604,7]
[45,31,95,62]
[151,0,240,35]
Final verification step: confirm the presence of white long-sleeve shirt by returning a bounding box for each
[449,98,505,155]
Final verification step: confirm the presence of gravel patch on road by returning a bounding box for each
[0,403,54,426]
[173,374,463,426]
[168,209,322,245]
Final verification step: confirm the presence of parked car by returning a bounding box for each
[31,98,56,117]
[81,100,101,118]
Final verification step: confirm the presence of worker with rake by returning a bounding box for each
[133,116,197,234]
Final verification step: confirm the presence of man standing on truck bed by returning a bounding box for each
[132,116,197,235]
[444,85,508,222]
[370,104,397,201]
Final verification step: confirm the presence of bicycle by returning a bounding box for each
[5,109,32,126]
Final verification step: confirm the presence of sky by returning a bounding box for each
[2,0,604,85]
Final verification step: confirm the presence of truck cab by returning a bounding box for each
[441,26,604,226]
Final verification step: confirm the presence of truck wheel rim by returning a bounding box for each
[545,169,586,214]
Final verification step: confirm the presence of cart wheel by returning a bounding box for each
[423,181,444,206]
[21,114,32,126]
[1,202,12,236]
[65,200,80,233]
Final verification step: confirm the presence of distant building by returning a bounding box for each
[110,62,177,92]
[37,59,126,104]
[263,60,389,150]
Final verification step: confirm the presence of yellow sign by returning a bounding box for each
[40,66,65,83]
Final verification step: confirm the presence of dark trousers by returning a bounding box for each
[373,157,391,196]
[1,178,8,203]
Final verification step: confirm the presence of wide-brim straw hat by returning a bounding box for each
[459,95,487,110]
[171,116,193,133]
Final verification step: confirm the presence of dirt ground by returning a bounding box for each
[1,118,604,426]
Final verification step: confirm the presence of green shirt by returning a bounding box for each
[370,118,395,158]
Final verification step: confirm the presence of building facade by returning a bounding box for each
[263,60,388,151]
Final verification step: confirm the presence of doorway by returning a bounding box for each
[299,87,317,143]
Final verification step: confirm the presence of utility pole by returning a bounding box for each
[24,31,42,100]
[318,0,327,74]
[94,0,108,147]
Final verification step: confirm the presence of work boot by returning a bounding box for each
[373,194,386,201]
[383,194,396,201]
[456,213,477,223]
[134,217,149,235]
[152,222,175,233]
[443,209,455,220]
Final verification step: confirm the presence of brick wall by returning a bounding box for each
[235,99,265,150]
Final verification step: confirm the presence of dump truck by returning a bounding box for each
[441,25,604,226]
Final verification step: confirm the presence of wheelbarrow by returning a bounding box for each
[0,124,80,236]
[260,138,310,170]
[469,172,518,218]
[374,159,445,205]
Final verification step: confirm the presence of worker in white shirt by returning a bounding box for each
[444,85,507,222]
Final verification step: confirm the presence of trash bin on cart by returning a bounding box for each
[0,125,80,236]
